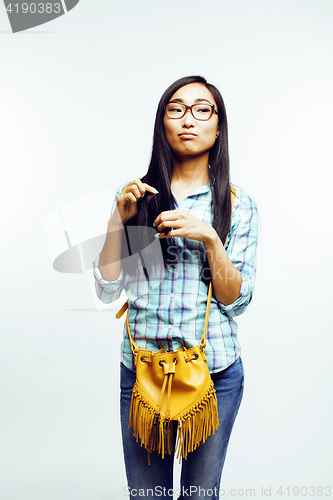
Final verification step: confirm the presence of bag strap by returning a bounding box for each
[116,186,236,354]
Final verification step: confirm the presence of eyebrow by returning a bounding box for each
[169,98,212,104]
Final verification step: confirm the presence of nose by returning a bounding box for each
[181,108,195,128]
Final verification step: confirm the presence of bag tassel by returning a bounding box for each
[148,413,160,453]
[175,380,219,461]
[129,379,219,462]
[129,384,156,447]
[163,418,173,456]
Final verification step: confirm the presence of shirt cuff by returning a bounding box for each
[93,253,124,291]
[218,277,253,317]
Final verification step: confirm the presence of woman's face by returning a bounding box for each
[163,83,219,159]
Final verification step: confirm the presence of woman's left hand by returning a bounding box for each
[153,209,216,245]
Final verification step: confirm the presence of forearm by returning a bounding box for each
[99,214,124,282]
[203,229,242,306]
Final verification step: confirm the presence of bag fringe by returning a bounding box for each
[129,380,219,462]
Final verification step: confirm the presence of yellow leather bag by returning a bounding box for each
[116,282,218,463]
[116,187,236,463]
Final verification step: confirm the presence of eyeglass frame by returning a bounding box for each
[164,100,219,121]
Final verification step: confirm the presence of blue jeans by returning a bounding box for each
[120,357,244,500]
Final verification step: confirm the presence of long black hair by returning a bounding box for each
[122,75,231,285]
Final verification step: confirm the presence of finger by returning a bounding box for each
[153,210,180,227]
[154,228,180,239]
[142,183,159,196]
[123,181,158,200]
[122,184,143,199]
[156,220,181,233]
[122,192,137,204]
[123,179,146,197]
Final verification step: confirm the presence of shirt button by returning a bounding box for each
[170,294,174,299]
[168,325,172,330]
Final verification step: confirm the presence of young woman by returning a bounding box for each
[93,75,258,499]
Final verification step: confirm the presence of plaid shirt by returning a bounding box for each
[93,183,259,374]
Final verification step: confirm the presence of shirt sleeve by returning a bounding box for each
[218,190,259,317]
[93,253,124,304]
[92,185,125,304]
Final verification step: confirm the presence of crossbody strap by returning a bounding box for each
[116,187,236,354]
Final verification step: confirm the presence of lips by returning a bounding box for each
[178,132,197,138]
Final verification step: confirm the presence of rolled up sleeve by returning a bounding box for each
[93,253,124,304]
[218,191,259,317]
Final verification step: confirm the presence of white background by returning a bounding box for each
[0,0,332,498]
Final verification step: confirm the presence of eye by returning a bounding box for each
[195,105,211,114]
[167,103,184,114]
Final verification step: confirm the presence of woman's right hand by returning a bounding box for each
[110,179,159,227]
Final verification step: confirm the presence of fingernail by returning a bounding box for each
[154,233,160,238]
[152,188,159,194]
[152,222,156,227]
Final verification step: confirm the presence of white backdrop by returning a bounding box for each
[1,0,332,499]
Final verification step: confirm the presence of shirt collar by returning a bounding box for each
[187,183,211,197]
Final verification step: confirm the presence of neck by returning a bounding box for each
[171,153,210,188]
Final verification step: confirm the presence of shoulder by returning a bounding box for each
[232,185,258,215]
[229,185,259,234]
